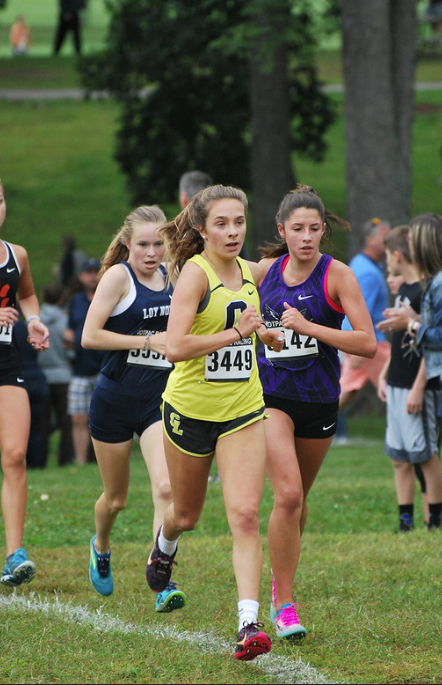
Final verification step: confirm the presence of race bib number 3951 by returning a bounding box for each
[205,339,253,382]
[127,348,172,369]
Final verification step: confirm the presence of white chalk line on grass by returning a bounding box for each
[0,593,339,684]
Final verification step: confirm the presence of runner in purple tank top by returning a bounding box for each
[255,184,377,640]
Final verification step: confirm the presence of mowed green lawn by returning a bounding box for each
[0,0,109,57]
[0,419,441,685]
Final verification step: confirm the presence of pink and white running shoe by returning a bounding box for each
[274,603,307,640]
[270,571,307,639]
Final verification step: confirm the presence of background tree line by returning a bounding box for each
[79,0,418,256]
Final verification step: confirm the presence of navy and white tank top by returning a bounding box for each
[257,253,345,403]
[98,262,173,396]
[0,241,22,370]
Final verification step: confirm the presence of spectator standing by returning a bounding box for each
[422,0,442,40]
[38,281,75,468]
[58,234,87,298]
[402,212,442,530]
[53,0,85,56]
[65,258,105,465]
[377,226,442,531]
[339,217,391,416]
[9,15,32,56]
[384,265,429,525]
[178,170,214,210]
[0,178,50,587]
[385,264,429,525]
[14,322,49,469]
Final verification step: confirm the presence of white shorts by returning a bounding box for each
[385,385,441,463]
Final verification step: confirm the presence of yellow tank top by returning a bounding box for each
[162,254,264,421]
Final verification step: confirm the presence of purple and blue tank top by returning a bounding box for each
[257,253,345,403]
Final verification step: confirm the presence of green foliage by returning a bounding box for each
[290,65,336,162]
[79,0,250,204]
[78,0,336,205]
[1,85,442,296]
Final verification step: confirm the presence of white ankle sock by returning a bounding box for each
[238,599,259,631]
[158,527,178,556]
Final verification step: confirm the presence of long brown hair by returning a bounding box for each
[161,184,248,280]
[259,183,349,259]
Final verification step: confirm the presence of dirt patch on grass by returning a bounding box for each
[415,101,442,113]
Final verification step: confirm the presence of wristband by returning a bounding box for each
[144,335,151,351]
[26,315,40,324]
[233,326,242,340]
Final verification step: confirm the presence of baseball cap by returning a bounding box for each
[80,258,101,272]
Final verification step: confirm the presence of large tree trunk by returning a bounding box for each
[248,0,295,258]
[342,0,417,256]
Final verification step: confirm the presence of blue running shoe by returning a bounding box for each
[1,548,35,587]
[89,535,113,596]
[155,581,186,613]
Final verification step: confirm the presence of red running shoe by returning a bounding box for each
[234,621,272,661]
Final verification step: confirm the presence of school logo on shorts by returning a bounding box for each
[169,412,183,436]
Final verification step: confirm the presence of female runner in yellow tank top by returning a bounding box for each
[145,184,283,661]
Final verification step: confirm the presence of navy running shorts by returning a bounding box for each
[89,378,163,443]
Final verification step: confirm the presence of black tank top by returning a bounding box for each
[0,241,22,370]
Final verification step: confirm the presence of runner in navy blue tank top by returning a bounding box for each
[0,178,50,589]
[81,205,185,613]
[255,184,377,640]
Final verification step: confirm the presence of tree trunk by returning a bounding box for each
[342,0,417,256]
[248,0,295,258]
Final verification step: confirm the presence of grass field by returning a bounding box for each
[0,14,441,682]
[0,416,441,684]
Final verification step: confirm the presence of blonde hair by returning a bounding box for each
[100,205,166,278]
[409,213,442,282]
[161,184,248,280]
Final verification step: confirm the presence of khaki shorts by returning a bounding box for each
[339,341,390,393]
